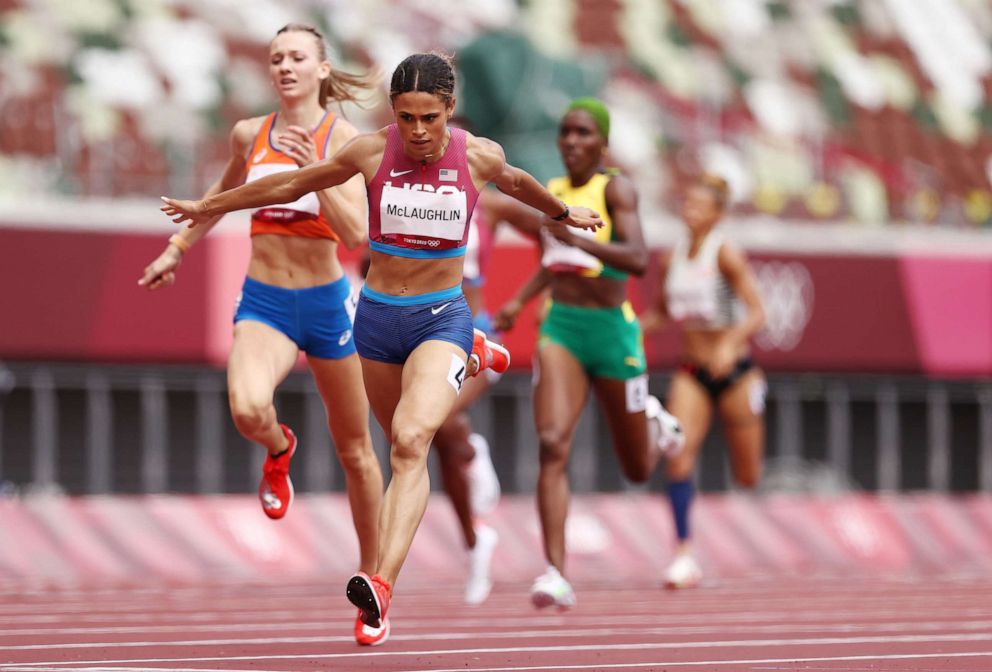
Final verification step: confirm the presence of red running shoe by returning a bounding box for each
[346,572,391,629]
[354,611,390,646]
[258,424,297,520]
[469,328,510,377]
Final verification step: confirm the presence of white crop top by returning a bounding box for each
[664,231,740,329]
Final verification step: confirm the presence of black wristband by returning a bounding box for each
[550,204,570,221]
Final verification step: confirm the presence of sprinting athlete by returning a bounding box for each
[641,173,767,589]
[494,98,684,610]
[138,24,385,645]
[353,196,504,606]
[159,53,602,642]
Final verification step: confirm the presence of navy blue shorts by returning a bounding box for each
[233,275,357,359]
[354,285,474,364]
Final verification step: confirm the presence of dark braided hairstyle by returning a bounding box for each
[389,52,455,104]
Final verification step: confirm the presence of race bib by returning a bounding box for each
[540,227,602,273]
[380,184,467,243]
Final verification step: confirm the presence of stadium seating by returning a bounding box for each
[0,0,988,227]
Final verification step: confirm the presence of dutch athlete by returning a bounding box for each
[138,23,385,645]
[159,53,603,643]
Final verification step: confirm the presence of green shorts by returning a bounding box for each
[539,301,646,380]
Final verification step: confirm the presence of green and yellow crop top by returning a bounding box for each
[540,170,627,281]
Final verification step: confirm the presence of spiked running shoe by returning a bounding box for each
[258,424,297,520]
[530,565,576,610]
[469,328,510,377]
[347,572,391,629]
[354,611,390,646]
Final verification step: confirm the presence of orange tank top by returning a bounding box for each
[245,111,341,241]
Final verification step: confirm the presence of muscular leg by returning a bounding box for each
[308,354,383,576]
[227,321,299,454]
[534,343,589,574]
[433,373,491,549]
[718,368,766,489]
[592,376,656,483]
[362,341,467,586]
[665,371,713,547]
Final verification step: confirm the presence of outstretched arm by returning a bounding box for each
[469,136,602,231]
[480,187,546,239]
[161,133,379,227]
[274,121,368,250]
[139,119,253,289]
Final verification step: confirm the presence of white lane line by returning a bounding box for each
[13,653,990,672]
[403,651,992,672]
[4,617,992,641]
[4,651,992,672]
[3,587,987,616]
[4,606,991,629]
[5,620,992,651]
[0,668,279,672]
[1,632,989,667]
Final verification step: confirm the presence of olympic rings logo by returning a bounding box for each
[751,260,814,351]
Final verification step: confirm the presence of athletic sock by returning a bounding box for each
[667,479,694,541]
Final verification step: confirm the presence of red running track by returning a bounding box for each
[2,575,991,671]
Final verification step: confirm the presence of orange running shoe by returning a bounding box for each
[346,572,391,629]
[258,424,297,520]
[469,328,510,377]
[354,611,390,646]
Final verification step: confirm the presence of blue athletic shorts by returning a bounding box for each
[233,275,357,359]
[354,285,474,364]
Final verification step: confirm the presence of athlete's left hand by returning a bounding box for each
[160,197,210,227]
[709,338,737,378]
[563,205,603,231]
[277,125,318,167]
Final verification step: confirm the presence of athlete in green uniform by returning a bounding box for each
[494,98,684,609]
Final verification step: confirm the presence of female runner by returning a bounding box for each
[640,173,767,589]
[159,53,602,640]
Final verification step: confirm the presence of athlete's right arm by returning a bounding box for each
[639,250,673,334]
[139,120,253,290]
[160,132,379,227]
[481,188,545,239]
[493,266,552,332]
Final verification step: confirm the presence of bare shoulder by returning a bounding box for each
[351,126,388,151]
[466,133,506,181]
[717,238,749,275]
[335,127,389,177]
[231,116,266,147]
[603,171,638,202]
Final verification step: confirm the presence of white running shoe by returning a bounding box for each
[646,395,685,457]
[530,566,576,610]
[464,524,498,605]
[467,433,501,517]
[664,553,703,589]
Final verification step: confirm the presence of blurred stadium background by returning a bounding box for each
[0,0,991,587]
